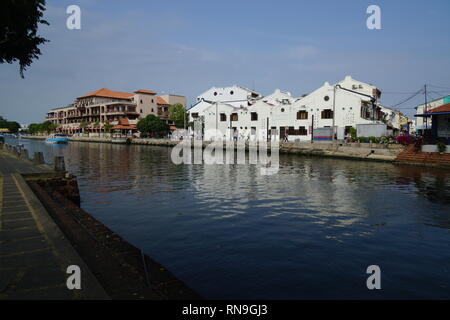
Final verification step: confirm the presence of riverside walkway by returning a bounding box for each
[0,150,108,299]
[0,145,200,300]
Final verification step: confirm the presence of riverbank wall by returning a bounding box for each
[22,135,404,163]
[0,142,200,299]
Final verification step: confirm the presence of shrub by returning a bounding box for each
[357,137,368,143]
[380,135,395,145]
[368,136,379,143]
[349,127,357,140]
[437,141,447,153]
[396,134,415,145]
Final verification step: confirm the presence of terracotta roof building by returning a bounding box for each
[416,102,450,142]
[46,88,186,135]
[156,94,187,126]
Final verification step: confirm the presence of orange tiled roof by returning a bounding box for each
[113,118,136,130]
[429,103,450,113]
[78,88,134,100]
[117,118,130,126]
[134,89,157,95]
[156,96,169,105]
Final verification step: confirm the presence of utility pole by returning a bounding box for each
[332,85,336,142]
[424,84,428,132]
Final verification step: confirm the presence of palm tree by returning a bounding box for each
[93,121,100,137]
[103,122,114,138]
[80,121,88,136]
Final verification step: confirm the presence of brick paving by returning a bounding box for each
[0,150,108,299]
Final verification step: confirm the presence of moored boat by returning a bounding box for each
[46,133,69,144]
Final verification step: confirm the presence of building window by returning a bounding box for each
[231,113,238,121]
[214,92,218,96]
[321,109,333,119]
[191,113,199,119]
[230,90,234,95]
[324,96,329,101]
[140,100,143,104]
[298,126,307,135]
[281,108,285,112]
[297,110,308,119]
[151,108,154,112]
[251,112,258,121]
[287,126,307,136]
[140,109,143,113]
[151,99,154,103]
[220,113,227,121]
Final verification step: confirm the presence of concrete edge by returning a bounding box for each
[12,173,110,300]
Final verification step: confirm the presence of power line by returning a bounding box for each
[428,84,450,90]
[383,91,422,95]
[390,88,424,108]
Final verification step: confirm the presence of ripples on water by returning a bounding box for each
[9,138,450,299]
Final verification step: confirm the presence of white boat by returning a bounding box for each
[46,133,69,144]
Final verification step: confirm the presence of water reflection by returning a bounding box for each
[6,137,450,299]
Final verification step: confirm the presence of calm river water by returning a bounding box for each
[7,138,450,299]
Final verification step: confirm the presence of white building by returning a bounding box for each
[415,95,450,134]
[202,76,386,142]
[188,85,262,122]
[379,105,402,133]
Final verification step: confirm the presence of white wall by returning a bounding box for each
[200,77,385,142]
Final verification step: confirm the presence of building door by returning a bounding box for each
[280,126,286,139]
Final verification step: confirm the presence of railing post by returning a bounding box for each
[33,152,45,165]
[20,149,29,161]
[54,156,66,172]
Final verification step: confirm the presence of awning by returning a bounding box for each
[416,111,450,117]
[113,125,136,130]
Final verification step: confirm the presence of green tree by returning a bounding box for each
[28,123,40,135]
[0,116,20,133]
[0,0,49,78]
[80,121,88,135]
[168,103,186,128]
[93,121,100,136]
[39,120,54,134]
[137,114,169,138]
[104,122,114,136]
[7,121,21,133]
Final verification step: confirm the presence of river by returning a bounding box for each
[6,137,450,299]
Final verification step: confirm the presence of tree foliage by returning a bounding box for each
[0,0,49,77]
[137,114,169,138]
[0,116,21,133]
[168,103,186,128]
[103,122,114,132]
[27,120,56,134]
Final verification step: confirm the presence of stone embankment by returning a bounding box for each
[23,136,405,162]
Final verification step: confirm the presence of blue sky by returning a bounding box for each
[1,0,450,123]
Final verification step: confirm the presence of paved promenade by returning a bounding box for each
[0,150,108,299]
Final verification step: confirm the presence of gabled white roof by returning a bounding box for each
[188,99,213,113]
[262,89,294,103]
